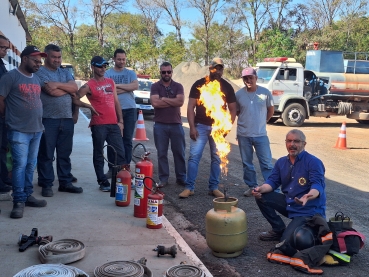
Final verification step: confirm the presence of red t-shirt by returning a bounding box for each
[87,78,118,126]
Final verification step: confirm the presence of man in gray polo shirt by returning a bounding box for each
[35,44,82,197]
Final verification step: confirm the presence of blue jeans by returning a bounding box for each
[107,108,137,167]
[185,123,220,191]
[0,118,9,186]
[91,124,126,183]
[256,191,311,242]
[237,135,273,188]
[7,130,42,203]
[37,118,74,187]
[153,123,186,182]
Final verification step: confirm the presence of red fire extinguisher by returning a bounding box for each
[115,168,131,207]
[143,176,164,229]
[134,151,153,218]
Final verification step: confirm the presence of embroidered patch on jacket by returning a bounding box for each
[298,177,307,186]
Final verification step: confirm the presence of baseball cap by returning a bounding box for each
[20,45,47,58]
[91,56,109,67]
[209,57,224,68]
[242,67,257,77]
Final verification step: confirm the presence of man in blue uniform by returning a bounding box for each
[252,129,326,242]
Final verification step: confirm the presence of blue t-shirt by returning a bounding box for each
[266,150,326,219]
[105,68,137,109]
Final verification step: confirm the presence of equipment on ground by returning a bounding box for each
[143,176,164,229]
[154,245,177,258]
[291,225,318,251]
[205,197,247,258]
[133,143,154,218]
[18,228,52,252]
[115,168,132,207]
[257,50,369,126]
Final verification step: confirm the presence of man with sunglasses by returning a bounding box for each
[252,129,326,242]
[179,58,237,198]
[150,62,186,187]
[236,68,274,197]
[0,45,48,218]
[35,44,82,197]
[0,35,12,196]
[105,49,138,178]
[72,56,126,192]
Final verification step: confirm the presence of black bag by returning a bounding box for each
[328,212,365,256]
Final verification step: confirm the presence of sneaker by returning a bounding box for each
[42,187,54,197]
[99,180,111,192]
[176,179,186,186]
[179,189,194,198]
[244,187,255,197]
[259,230,284,241]
[208,189,224,198]
[0,184,12,193]
[10,202,24,218]
[105,169,112,179]
[25,195,47,207]
[58,183,83,193]
[72,176,78,183]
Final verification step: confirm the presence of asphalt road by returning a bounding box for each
[136,113,369,277]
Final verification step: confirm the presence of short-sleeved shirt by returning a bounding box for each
[86,78,117,126]
[150,79,184,124]
[236,85,273,137]
[105,68,137,109]
[35,66,75,118]
[0,69,44,132]
[0,59,8,79]
[266,150,326,219]
[189,77,236,126]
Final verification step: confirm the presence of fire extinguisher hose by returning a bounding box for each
[13,264,89,277]
[94,261,145,277]
[38,239,86,264]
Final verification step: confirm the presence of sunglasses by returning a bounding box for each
[161,70,172,74]
[0,46,10,51]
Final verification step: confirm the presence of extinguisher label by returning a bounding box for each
[134,198,140,206]
[147,200,161,226]
[115,185,128,202]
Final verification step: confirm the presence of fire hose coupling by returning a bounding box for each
[153,245,177,258]
[18,228,52,252]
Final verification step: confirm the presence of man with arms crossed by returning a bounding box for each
[105,49,138,176]
[36,44,82,197]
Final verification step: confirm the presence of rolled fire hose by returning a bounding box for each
[13,263,89,277]
[166,264,205,277]
[38,239,86,264]
[94,261,145,277]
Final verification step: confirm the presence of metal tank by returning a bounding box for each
[205,197,247,258]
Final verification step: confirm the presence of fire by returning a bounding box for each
[198,76,233,176]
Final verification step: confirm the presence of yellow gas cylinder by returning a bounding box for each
[205,197,247,258]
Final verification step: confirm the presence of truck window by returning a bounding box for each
[278,68,297,81]
[256,67,277,83]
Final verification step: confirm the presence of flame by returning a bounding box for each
[198,76,232,176]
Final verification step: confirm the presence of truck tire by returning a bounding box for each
[356,120,369,125]
[282,103,306,127]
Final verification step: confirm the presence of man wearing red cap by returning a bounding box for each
[0,45,48,218]
[236,67,274,197]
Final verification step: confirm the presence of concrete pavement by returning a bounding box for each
[0,112,212,277]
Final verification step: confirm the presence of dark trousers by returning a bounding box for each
[37,118,74,187]
[256,191,310,242]
[91,124,126,183]
[107,108,137,167]
[0,118,9,187]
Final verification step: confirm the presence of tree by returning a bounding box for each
[134,0,163,43]
[188,0,224,65]
[159,33,187,66]
[151,0,186,45]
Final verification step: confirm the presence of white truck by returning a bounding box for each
[256,50,369,126]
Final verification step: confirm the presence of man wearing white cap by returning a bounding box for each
[236,67,274,197]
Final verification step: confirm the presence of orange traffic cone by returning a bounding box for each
[334,122,347,150]
[133,110,149,141]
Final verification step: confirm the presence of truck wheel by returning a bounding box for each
[282,103,306,127]
[356,120,369,125]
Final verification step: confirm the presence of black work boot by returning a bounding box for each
[25,195,47,207]
[42,187,54,197]
[58,183,83,193]
[10,202,25,218]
